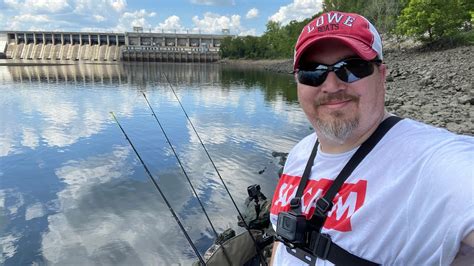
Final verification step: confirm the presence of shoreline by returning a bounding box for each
[222,45,474,136]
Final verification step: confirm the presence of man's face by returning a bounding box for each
[296,40,386,143]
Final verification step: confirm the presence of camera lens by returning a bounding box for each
[283,216,294,230]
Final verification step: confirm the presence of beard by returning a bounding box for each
[314,92,360,143]
[315,111,359,143]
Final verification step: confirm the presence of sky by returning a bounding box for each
[0,0,323,36]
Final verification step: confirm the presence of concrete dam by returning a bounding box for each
[0,31,227,63]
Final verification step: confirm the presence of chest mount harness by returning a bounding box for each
[275,116,403,266]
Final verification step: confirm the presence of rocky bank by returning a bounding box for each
[226,45,474,136]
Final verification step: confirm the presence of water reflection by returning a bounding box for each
[1,62,223,86]
[0,62,310,265]
[41,146,193,265]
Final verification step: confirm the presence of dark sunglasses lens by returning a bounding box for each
[337,59,374,82]
[297,70,328,87]
[297,59,376,86]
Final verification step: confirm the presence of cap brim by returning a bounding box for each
[294,35,378,70]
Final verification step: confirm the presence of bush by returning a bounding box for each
[396,0,471,42]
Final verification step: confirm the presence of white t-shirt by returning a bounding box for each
[270,118,474,265]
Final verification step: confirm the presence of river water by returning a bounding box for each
[0,61,312,265]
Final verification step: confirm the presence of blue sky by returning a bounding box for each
[0,0,323,36]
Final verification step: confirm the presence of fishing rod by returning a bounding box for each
[110,112,206,266]
[161,73,269,266]
[142,93,232,266]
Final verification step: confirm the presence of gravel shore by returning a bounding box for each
[222,45,474,135]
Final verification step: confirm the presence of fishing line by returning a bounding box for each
[142,92,232,266]
[161,73,268,266]
[110,112,206,266]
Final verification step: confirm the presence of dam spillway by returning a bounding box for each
[0,31,227,63]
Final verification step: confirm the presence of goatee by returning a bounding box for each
[314,91,360,143]
[316,111,359,143]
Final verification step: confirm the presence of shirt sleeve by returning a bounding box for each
[421,136,474,264]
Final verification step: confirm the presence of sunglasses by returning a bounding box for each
[296,58,381,87]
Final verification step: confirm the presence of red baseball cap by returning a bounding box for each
[293,11,383,70]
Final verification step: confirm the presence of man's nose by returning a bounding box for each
[320,72,346,93]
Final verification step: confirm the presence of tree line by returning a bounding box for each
[220,0,473,59]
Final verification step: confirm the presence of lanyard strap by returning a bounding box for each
[291,116,403,217]
[290,139,319,211]
[286,116,402,266]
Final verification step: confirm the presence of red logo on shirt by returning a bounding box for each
[271,174,367,232]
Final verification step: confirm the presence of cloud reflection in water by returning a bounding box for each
[41,146,188,264]
[0,62,310,264]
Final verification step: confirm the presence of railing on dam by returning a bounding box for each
[122,45,220,62]
[0,31,228,63]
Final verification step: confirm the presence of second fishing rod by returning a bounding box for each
[158,73,269,266]
[143,92,232,266]
[110,112,206,265]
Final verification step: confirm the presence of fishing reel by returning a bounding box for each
[247,184,260,198]
[238,184,270,230]
[247,184,265,201]
[247,184,267,222]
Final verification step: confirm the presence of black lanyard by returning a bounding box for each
[291,116,403,220]
[286,116,403,266]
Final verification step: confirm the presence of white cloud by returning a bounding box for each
[0,190,4,209]
[3,0,130,31]
[0,234,19,264]
[0,13,4,27]
[192,12,242,34]
[25,202,45,220]
[4,0,21,8]
[190,0,234,6]
[4,0,69,12]
[6,13,54,31]
[0,133,15,157]
[73,0,128,30]
[114,9,156,32]
[93,15,106,22]
[73,0,92,13]
[110,0,126,12]
[155,15,185,33]
[25,0,69,12]
[21,128,39,149]
[246,8,259,19]
[10,13,50,23]
[6,191,24,215]
[74,0,125,14]
[269,0,323,25]
[239,28,257,36]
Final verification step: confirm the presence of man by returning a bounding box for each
[269,11,473,265]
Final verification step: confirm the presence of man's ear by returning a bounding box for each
[379,63,387,79]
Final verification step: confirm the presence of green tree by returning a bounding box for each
[363,0,409,34]
[323,0,409,34]
[323,0,366,13]
[262,21,284,58]
[219,36,234,58]
[396,0,471,41]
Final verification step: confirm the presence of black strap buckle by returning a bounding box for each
[290,197,301,209]
[315,197,333,217]
[311,232,332,260]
